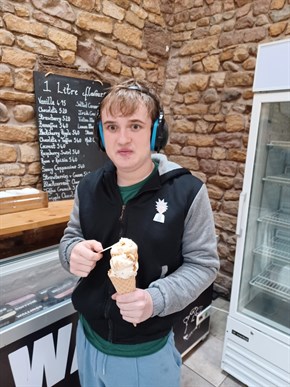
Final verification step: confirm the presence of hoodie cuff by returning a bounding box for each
[147,286,165,317]
[64,237,84,264]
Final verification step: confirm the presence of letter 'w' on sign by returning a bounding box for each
[8,324,73,387]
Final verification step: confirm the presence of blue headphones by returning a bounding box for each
[94,84,168,152]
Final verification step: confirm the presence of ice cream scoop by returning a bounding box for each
[110,238,138,260]
[109,253,138,279]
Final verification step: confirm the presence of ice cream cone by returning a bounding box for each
[108,272,136,294]
[108,238,138,327]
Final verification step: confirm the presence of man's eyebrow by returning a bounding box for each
[128,119,146,124]
[103,118,146,125]
[103,120,116,125]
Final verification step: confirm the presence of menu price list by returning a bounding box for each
[34,71,109,201]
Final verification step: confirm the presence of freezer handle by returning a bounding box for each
[236,192,247,237]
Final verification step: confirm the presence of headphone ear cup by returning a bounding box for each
[150,119,159,151]
[93,107,106,151]
[98,122,105,151]
[151,111,168,152]
[158,121,169,150]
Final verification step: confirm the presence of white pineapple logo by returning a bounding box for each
[153,198,168,223]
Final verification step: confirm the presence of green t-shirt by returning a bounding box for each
[81,161,168,357]
[118,161,158,204]
[81,314,168,357]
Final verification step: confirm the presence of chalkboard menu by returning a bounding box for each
[34,71,110,201]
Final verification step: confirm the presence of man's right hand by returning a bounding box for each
[69,240,104,277]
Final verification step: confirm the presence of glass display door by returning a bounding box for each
[238,94,290,335]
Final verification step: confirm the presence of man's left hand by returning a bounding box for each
[112,289,153,325]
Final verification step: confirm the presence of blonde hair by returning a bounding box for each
[100,79,160,123]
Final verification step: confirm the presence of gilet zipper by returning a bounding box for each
[106,203,126,341]
[119,204,126,222]
[118,204,126,238]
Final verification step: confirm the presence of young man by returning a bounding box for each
[59,79,219,387]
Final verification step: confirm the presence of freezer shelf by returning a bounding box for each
[258,210,290,228]
[268,140,290,149]
[253,235,290,263]
[250,262,290,301]
[263,174,290,185]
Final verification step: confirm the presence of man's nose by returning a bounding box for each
[118,128,131,143]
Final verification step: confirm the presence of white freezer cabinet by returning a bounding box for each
[222,91,290,387]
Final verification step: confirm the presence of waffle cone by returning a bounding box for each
[108,273,136,294]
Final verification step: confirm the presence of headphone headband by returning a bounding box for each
[120,84,160,106]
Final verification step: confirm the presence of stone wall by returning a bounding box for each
[0,0,289,297]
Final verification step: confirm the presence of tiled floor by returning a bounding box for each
[181,297,246,387]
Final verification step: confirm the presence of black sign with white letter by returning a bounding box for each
[34,71,109,201]
[0,313,80,387]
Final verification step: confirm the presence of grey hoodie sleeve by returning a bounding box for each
[147,184,220,317]
[59,189,85,272]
